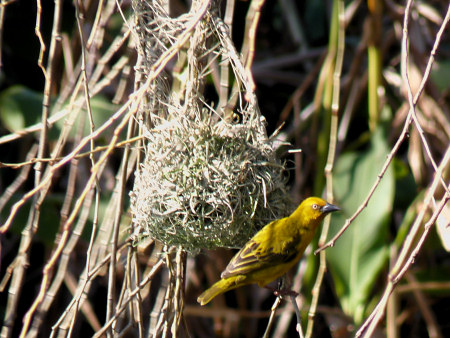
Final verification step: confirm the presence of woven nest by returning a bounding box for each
[130,114,290,252]
[129,0,292,252]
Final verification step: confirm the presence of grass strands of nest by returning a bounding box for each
[130,113,291,253]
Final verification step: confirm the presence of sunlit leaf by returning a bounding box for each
[0,85,43,132]
[327,127,394,324]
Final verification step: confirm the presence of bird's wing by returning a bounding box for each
[221,222,301,279]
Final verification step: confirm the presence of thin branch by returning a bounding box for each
[316,0,450,254]
[105,84,137,335]
[290,295,305,338]
[50,240,130,335]
[263,296,282,338]
[242,0,265,95]
[405,272,443,338]
[406,2,450,196]
[306,0,345,336]
[0,145,38,214]
[356,147,450,337]
[0,135,144,169]
[0,0,209,233]
[315,116,410,254]
[2,1,62,336]
[217,0,235,110]
[19,106,134,337]
[92,259,165,338]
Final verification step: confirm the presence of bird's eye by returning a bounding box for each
[312,204,319,210]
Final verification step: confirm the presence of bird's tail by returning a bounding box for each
[197,276,241,306]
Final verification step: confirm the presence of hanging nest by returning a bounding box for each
[130,114,291,252]
[129,0,292,253]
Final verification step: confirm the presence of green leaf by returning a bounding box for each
[431,61,450,92]
[327,127,394,324]
[1,194,62,246]
[393,158,417,209]
[0,85,43,132]
[0,87,118,142]
[55,95,118,139]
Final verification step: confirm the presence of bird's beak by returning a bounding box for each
[321,203,340,214]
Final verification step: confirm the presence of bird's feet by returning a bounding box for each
[264,286,298,298]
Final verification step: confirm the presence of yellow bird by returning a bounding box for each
[197,197,340,305]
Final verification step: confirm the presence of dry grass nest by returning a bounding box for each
[130,113,292,253]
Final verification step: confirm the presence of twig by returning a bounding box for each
[56,149,137,335]
[356,147,450,337]
[30,185,97,336]
[0,135,144,169]
[263,296,282,338]
[131,248,145,338]
[2,1,62,336]
[110,102,139,335]
[278,51,327,126]
[0,0,209,233]
[33,109,89,336]
[386,245,399,338]
[278,0,307,48]
[0,0,8,68]
[0,145,38,214]
[34,0,47,78]
[290,295,304,338]
[161,249,176,337]
[315,0,450,254]
[397,281,450,293]
[64,271,102,332]
[92,259,165,338]
[306,1,344,336]
[18,102,134,337]
[241,0,265,95]
[149,267,170,335]
[0,51,128,146]
[405,272,443,338]
[272,252,309,336]
[50,240,130,335]
[213,17,259,111]
[405,1,450,196]
[315,117,409,254]
[86,0,106,48]
[171,248,186,336]
[104,35,130,337]
[70,2,105,333]
[217,0,235,110]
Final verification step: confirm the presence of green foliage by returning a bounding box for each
[327,127,394,324]
[393,158,417,210]
[431,61,450,92]
[1,194,62,246]
[1,191,115,247]
[0,85,43,132]
[55,95,119,139]
[0,85,117,141]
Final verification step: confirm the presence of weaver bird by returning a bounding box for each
[197,197,340,305]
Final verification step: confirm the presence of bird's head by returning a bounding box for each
[292,197,340,229]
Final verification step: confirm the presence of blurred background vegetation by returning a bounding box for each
[0,0,449,337]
